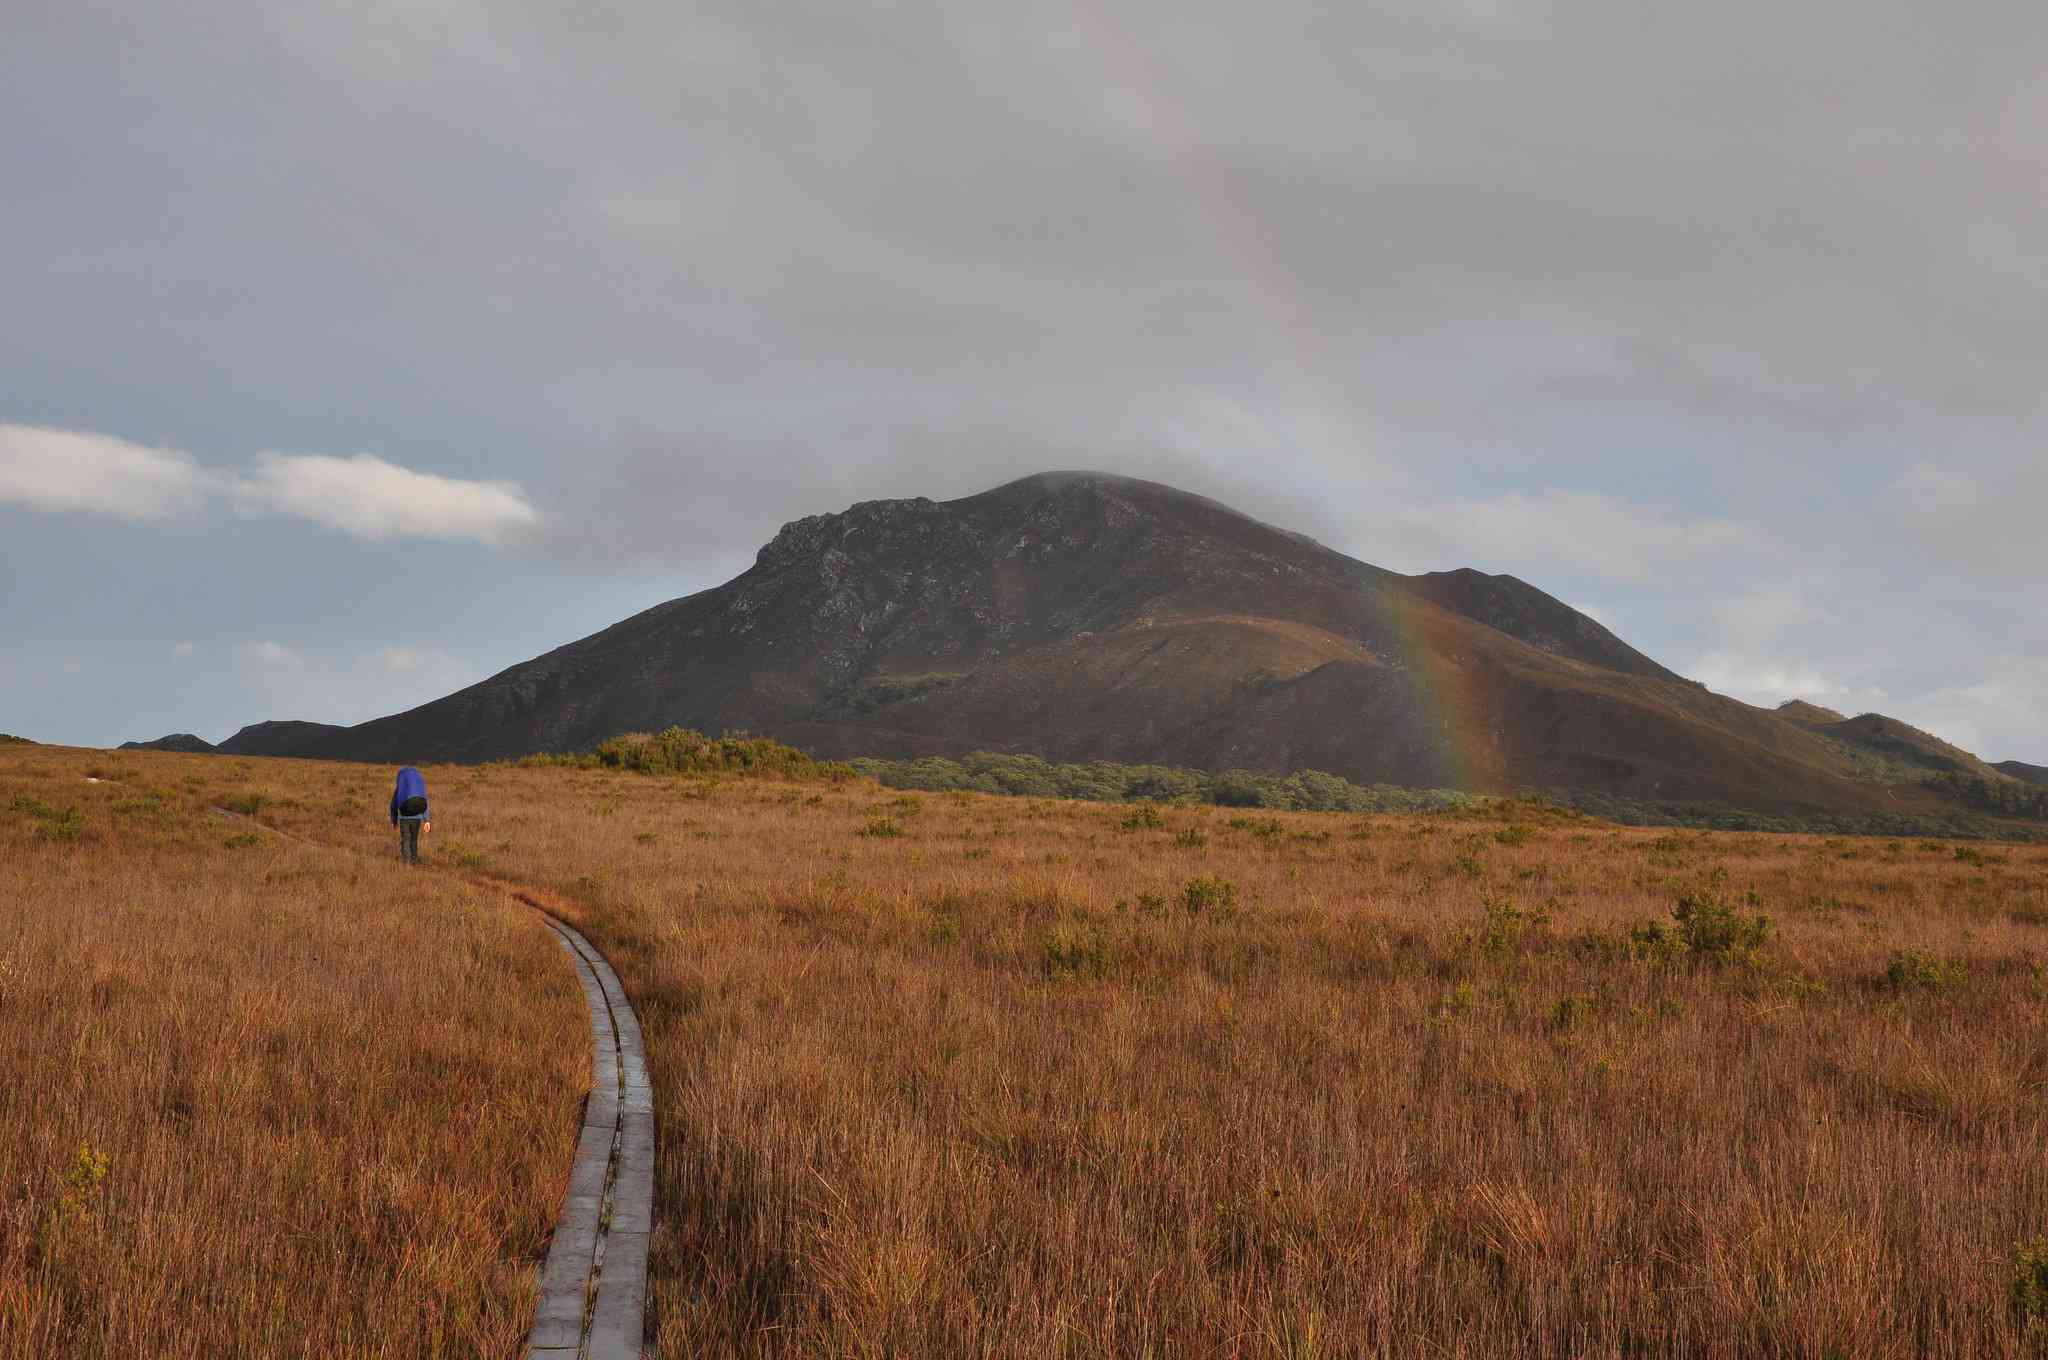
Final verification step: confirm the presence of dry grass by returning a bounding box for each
[0,746,587,1358]
[19,744,2048,1356]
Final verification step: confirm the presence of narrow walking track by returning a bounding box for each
[524,906,656,1359]
[210,807,655,1357]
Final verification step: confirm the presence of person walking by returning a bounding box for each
[389,765,432,865]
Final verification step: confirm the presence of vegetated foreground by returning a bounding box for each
[0,746,587,1358]
[18,740,2048,1357]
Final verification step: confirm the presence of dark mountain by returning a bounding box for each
[239,471,1989,817]
[1998,760,2048,787]
[120,733,217,753]
[216,721,350,757]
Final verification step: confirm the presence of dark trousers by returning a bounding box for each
[398,818,423,864]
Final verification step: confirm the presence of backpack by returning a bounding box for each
[398,795,427,817]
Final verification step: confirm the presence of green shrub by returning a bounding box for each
[222,793,264,816]
[10,796,84,841]
[1547,993,1592,1032]
[1173,828,1208,849]
[1883,950,1967,992]
[1671,888,1770,964]
[1040,921,1112,980]
[1119,804,1165,831]
[1625,918,1687,967]
[1477,894,1550,957]
[858,817,904,839]
[594,727,853,781]
[1181,876,1239,916]
[852,752,1474,814]
[2013,1239,2048,1332]
[1494,824,1534,847]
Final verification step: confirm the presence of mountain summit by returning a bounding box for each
[207,473,1983,815]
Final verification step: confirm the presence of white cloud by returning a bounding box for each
[1889,659,2048,763]
[1400,491,1757,585]
[219,643,486,732]
[376,644,466,676]
[1685,651,1888,714]
[1709,585,1831,650]
[171,641,196,658]
[230,453,540,545]
[237,640,303,666]
[0,423,209,520]
[0,424,540,546]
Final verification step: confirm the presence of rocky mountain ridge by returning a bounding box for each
[121,472,2037,820]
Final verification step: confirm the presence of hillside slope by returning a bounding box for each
[226,471,1984,817]
[1997,760,2048,787]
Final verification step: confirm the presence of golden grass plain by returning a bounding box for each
[10,740,2048,1356]
[0,746,586,1358]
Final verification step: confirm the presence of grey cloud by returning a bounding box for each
[3,0,2043,758]
[1882,453,2048,573]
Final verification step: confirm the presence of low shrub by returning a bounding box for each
[1882,950,1967,992]
[2013,1239,2048,1332]
[1181,876,1239,916]
[594,727,854,781]
[1040,922,1113,980]
[1671,888,1770,964]
[1476,894,1550,958]
[1547,992,1593,1033]
[11,795,84,841]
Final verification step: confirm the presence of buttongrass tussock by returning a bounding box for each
[16,742,2048,1356]
[0,746,586,1359]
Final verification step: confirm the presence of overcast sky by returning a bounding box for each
[3,0,2042,761]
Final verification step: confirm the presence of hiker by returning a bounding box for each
[389,765,432,865]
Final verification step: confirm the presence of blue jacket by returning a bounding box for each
[390,766,428,825]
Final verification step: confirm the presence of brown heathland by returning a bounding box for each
[11,741,2048,1356]
[44,742,2048,1357]
[0,746,586,1358]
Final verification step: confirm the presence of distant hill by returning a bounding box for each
[215,721,350,757]
[0,733,34,746]
[1998,760,2048,787]
[1807,712,2010,784]
[1775,700,1847,727]
[119,733,217,753]
[194,470,2025,821]
[119,723,347,756]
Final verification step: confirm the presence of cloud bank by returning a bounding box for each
[232,453,540,544]
[0,424,538,545]
[0,425,208,520]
